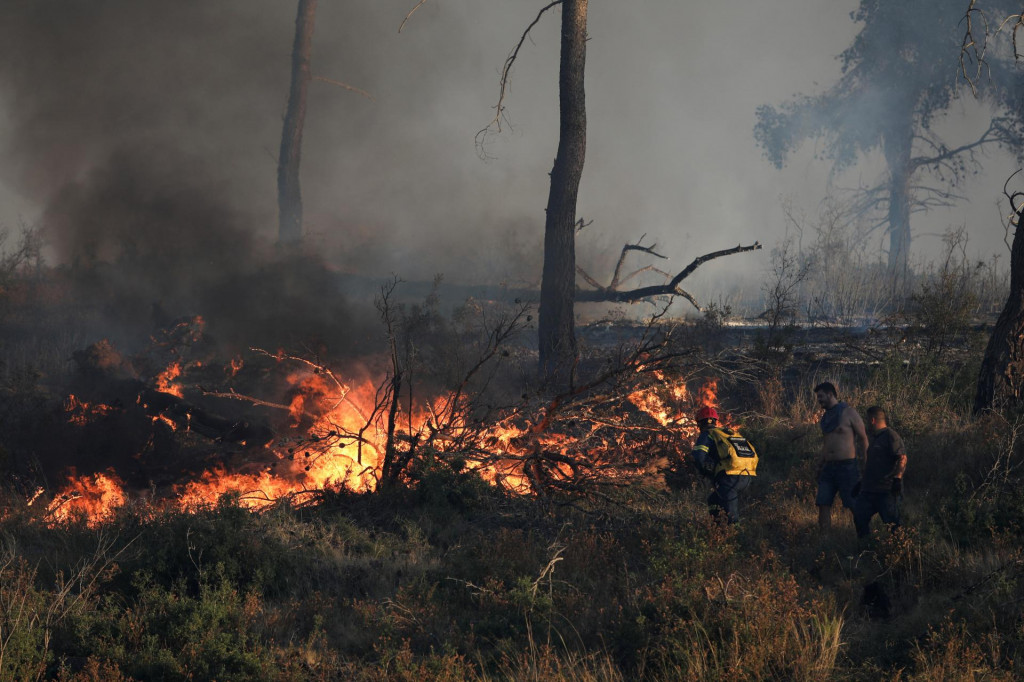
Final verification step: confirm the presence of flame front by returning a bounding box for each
[41,357,726,525]
[47,472,127,526]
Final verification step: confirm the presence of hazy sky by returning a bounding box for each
[0,0,1017,306]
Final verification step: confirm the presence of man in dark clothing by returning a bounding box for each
[853,406,907,539]
[690,406,754,524]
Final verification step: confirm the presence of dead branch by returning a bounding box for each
[313,75,376,102]
[610,237,665,289]
[398,0,429,33]
[959,0,989,96]
[475,1,563,155]
[249,346,368,421]
[576,241,762,310]
[197,389,292,413]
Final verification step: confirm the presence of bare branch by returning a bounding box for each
[398,0,429,33]
[610,237,665,289]
[959,0,989,96]
[313,75,376,102]
[475,1,563,155]
[576,242,762,309]
[575,266,604,290]
[909,117,1009,172]
[617,265,672,289]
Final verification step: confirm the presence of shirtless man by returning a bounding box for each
[813,381,868,531]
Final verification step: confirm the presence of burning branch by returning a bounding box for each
[457,305,710,501]
[576,241,762,310]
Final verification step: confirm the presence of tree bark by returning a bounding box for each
[538,0,588,382]
[277,0,318,245]
[975,210,1024,414]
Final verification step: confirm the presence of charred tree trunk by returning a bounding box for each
[277,0,318,245]
[975,208,1024,414]
[538,0,588,382]
[883,123,913,289]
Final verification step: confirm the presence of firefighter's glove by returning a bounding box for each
[891,478,903,496]
[851,481,861,498]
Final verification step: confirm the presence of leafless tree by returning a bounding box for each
[278,0,317,245]
[278,1,373,245]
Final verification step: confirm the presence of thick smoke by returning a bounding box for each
[0,0,1015,334]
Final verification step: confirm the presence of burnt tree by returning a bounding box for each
[975,188,1024,413]
[482,1,758,382]
[539,0,588,382]
[278,0,317,245]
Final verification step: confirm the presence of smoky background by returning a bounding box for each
[0,0,1017,348]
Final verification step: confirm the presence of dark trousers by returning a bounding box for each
[708,474,752,524]
[853,491,900,538]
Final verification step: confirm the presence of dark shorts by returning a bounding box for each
[816,459,859,509]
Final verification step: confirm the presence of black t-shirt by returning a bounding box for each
[862,427,906,492]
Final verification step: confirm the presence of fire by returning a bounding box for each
[46,471,127,526]
[155,362,184,397]
[65,394,116,425]
[40,349,730,526]
[285,371,342,425]
[698,377,718,409]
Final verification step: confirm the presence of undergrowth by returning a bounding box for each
[2,372,1022,682]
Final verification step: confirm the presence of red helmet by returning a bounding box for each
[695,406,719,422]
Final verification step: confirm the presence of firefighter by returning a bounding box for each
[689,406,758,524]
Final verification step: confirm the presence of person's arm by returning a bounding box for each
[889,434,907,493]
[690,434,715,478]
[849,408,869,471]
[890,453,907,480]
[888,432,907,478]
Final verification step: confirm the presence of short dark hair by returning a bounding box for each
[813,381,838,397]
[866,406,887,421]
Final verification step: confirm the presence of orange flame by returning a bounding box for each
[698,377,718,408]
[46,472,127,526]
[43,364,724,525]
[155,362,184,398]
[65,394,117,425]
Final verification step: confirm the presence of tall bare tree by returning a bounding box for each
[538,0,588,382]
[278,0,317,245]
[480,1,760,382]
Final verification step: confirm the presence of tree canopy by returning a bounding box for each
[755,0,1024,278]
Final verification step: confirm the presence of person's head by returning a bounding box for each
[695,406,718,431]
[813,381,839,410]
[866,406,887,434]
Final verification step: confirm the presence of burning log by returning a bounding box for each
[137,388,274,447]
